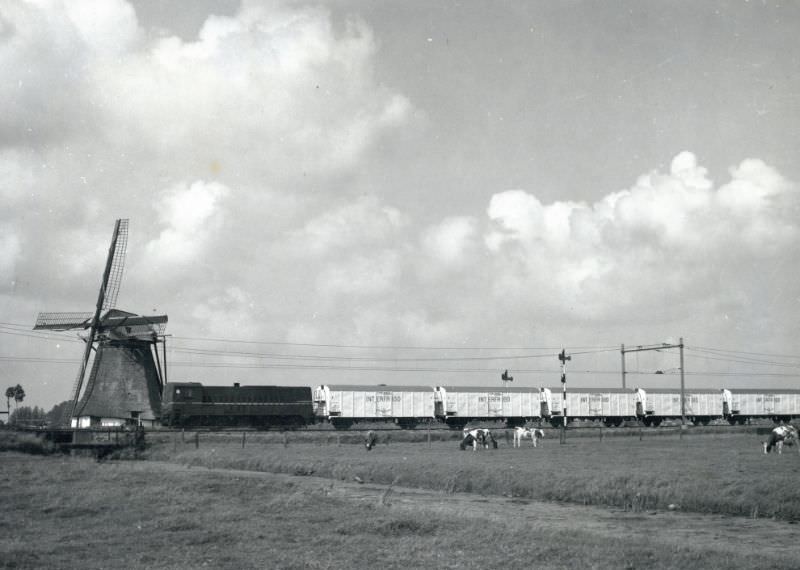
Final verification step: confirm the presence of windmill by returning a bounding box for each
[33,219,168,428]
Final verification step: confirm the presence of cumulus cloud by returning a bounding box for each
[95,2,410,178]
[476,151,798,324]
[295,195,406,255]
[317,250,401,297]
[422,216,478,266]
[0,0,412,295]
[191,286,258,339]
[146,180,230,265]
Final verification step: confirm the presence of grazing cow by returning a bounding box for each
[460,433,478,451]
[460,428,498,450]
[513,427,545,448]
[762,425,799,454]
[365,430,377,451]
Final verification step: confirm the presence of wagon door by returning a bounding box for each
[763,393,776,414]
[376,391,393,417]
[588,393,603,416]
[487,392,503,417]
[684,395,696,416]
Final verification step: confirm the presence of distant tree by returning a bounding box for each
[10,406,46,426]
[13,384,25,409]
[46,401,72,427]
[4,387,14,412]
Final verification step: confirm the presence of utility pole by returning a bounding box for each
[621,339,686,426]
[621,343,626,389]
[558,347,571,443]
[679,337,685,424]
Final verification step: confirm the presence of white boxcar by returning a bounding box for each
[548,387,643,426]
[313,385,435,427]
[434,386,546,427]
[729,389,800,422]
[643,389,724,425]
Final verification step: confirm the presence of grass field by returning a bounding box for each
[146,428,800,521]
[4,452,800,570]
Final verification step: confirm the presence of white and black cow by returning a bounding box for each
[364,430,378,451]
[762,425,799,454]
[460,428,498,450]
[513,427,545,448]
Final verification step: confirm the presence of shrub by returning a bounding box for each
[0,431,55,455]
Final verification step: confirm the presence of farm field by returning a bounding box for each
[3,451,800,570]
[147,428,800,521]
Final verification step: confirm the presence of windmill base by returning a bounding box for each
[71,415,158,429]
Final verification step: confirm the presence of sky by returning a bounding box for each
[1,0,799,411]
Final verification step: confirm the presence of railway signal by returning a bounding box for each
[558,349,571,383]
[558,347,571,441]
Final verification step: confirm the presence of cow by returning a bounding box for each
[460,428,498,450]
[459,432,478,451]
[762,425,799,454]
[513,427,545,448]
[364,430,377,451]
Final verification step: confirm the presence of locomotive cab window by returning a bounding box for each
[174,387,193,399]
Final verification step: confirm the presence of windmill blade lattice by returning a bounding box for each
[33,312,94,330]
[102,218,128,311]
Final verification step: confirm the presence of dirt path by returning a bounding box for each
[129,460,800,560]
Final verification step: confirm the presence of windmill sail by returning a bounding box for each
[102,219,127,311]
[34,312,94,330]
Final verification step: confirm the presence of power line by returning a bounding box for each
[3,317,800,377]
[688,345,800,360]
[169,334,570,351]
[685,349,800,369]
[167,345,559,363]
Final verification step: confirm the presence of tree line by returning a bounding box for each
[2,383,70,427]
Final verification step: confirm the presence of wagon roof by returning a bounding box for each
[318,384,434,392]
[644,388,722,394]
[436,386,544,393]
[544,387,637,393]
[729,388,800,394]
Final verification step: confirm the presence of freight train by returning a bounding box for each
[160,382,800,429]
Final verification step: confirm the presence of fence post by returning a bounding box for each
[283,433,289,448]
[639,428,643,441]
[337,434,341,447]
[195,432,199,449]
[242,431,246,449]
[181,428,185,443]
[427,426,431,448]
[599,427,603,442]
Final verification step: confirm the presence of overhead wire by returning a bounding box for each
[2,319,799,377]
